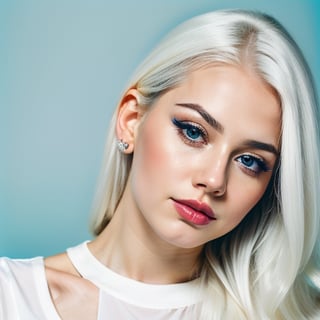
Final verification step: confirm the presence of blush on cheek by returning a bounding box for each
[130,120,168,195]
[143,135,165,167]
[138,119,173,169]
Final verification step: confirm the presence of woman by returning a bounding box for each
[1,9,319,319]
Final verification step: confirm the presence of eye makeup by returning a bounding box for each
[171,110,275,178]
[235,154,271,176]
[172,117,208,146]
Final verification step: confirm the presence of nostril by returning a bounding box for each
[196,183,207,188]
[213,187,226,197]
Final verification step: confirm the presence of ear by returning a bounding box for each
[116,88,144,153]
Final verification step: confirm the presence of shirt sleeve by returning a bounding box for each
[0,257,19,319]
[0,256,61,320]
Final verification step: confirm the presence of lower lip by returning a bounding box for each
[173,200,214,226]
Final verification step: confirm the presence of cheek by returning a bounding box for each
[131,118,175,194]
[137,123,169,171]
[232,179,270,221]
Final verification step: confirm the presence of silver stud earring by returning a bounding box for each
[117,139,129,152]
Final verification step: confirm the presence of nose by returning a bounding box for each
[193,149,228,196]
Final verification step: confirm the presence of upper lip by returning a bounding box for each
[172,199,216,219]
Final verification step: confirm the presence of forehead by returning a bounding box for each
[175,65,279,107]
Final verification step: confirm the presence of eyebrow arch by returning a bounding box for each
[242,140,279,156]
[175,103,224,133]
[175,102,279,156]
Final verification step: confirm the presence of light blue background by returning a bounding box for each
[1,0,319,258]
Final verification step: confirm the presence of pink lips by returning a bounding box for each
[172,199,216,226]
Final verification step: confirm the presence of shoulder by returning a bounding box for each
[0,255,43,287]
[0,255,42,271]
[0,256,55,318]
[44,253,99,320]
[44,252,95,300]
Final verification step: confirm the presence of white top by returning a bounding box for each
[0,242,202,319]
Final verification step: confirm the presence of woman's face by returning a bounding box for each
[126,65,281,249]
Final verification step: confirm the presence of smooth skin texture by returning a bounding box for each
[45,65,281,319]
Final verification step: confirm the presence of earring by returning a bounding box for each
[117,139,129,152]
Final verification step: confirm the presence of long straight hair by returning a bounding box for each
[91,10,320,318]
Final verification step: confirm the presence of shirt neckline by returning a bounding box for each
[67,241,202,309]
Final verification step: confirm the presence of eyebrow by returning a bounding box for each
[175,102,279,156]
[242,140,279,156]
[175,103,224,133]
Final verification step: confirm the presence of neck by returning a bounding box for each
[89,204,203,284]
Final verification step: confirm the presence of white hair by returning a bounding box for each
[91,9,320,319]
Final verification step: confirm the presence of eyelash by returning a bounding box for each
[235,154,271,176]
[172,117,271,176]
[172,118,208,146]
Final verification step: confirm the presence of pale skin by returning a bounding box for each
[45,65,281,319]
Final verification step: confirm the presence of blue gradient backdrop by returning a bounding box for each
[1,0,319,257]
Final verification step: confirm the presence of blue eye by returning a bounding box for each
[172,118,207,144]
[185,126,202,140]
[241,155,254,167]
[236,155,270,175]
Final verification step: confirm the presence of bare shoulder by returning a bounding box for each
[44,253,99,320]
[45,252,80,277]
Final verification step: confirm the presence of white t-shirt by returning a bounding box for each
[0,242,202,319]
